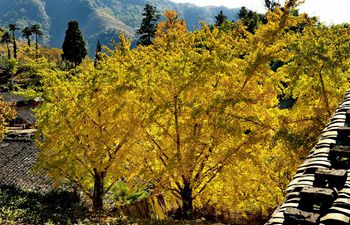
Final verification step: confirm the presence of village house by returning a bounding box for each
[0,92,51,191]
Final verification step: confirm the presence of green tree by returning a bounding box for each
[9,24,18,59]
[238,7,266,33]
[1,31,12,59]
[22,26,32,47]
[137,4,160,46]
[265,0,280,10]
[215,10,228,27]
[62,21,87,67]
[94,40,102,67]
[30,24,43,51]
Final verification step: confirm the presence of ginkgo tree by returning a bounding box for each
[28,0,347,218]
[130,2,305,218]
[33,43,143,210]
[279,23,350,140]
[217,12,350,215]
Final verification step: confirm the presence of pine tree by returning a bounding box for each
[238,7,266,33]
[94,40,102,67]
[62,20,87,67]
[9,24,18,59]
[137,4,160,46]
[1,31,12,59]
[22,27,32,47]
[265,0,280,10]
[215,10,228,27]
[30,24,43,51]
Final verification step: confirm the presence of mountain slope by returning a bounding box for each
[0,0,240,55]
[0,0,50,43]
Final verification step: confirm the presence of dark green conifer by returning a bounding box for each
[265,0,280,11]
[238,7,266,33]
[62,20,87,67]
[22,27,32,47]
[137,4,160,46]
[9,24,18,59]
[1,31,12,59]
[30,24,43,51]
[94,40,102,67]
[215,10,228,27]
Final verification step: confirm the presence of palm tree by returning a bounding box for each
[1,31,12,59]
[8,24,18,59]
[30,24,43,52]
[22,26,32,47]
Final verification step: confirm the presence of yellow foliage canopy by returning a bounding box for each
[0,99,15,140]
[26,1,350,216]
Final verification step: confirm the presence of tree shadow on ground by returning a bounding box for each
[0,185,89,224]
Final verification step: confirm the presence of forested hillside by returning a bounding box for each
[0,0,239,54]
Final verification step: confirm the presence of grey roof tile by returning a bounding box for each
[0,140,53,192]
[16,109,36,124]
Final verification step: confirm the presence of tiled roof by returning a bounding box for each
[0,140,52,192]
[266,89,350,225]
[0,92,28,103]
[17,109,36,124]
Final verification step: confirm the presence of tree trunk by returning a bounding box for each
[27,37,31,47]
[147,35,151,46]
[180,179,193,219]
[6,44,10,59]
[13,35,17,59]
[92,168,106,211]
[35,34,38,51]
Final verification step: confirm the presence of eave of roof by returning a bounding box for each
[0,92,29,103]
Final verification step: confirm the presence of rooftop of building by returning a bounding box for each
[0,138,52,192]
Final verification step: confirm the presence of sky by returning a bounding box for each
[170,0,350,25]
